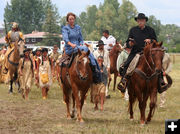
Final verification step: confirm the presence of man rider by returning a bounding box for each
[118,13,168,94]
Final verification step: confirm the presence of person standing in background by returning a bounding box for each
[18,48,34,100]
[93,40,111,98]
[101,30,116,51]
[159,52,172,107]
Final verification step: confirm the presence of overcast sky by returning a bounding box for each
[0,0,180,28]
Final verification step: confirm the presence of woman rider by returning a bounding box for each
[62,12,101,84]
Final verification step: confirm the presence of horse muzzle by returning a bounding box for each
[79,74,88,81]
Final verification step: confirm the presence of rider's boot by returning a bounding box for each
[117,76,127,93]
[158,74,168,94]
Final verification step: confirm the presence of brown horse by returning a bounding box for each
[7,40,24,93]
[108,42,122,91]
[127,40,165,125]
[58,49,93,123]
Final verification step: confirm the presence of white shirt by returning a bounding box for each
[101,35,116,50]
[93,49,110,69]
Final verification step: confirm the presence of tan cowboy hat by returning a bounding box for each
[11,22,19,29]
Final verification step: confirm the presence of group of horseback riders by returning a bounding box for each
[0,12,172,123]
[0,12,170,99]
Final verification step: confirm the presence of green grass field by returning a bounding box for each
[0,55,179,134]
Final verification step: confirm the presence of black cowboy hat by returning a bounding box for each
[96,40,105,47]
[23,48,31,53]
[135,13,148,21]
[41,48,48,53]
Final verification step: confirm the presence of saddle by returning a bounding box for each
[59,52,77,68]
[58,52,78,84]
[119,53,142,76]
[126,53,141,76]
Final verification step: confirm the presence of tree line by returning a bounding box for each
[3,0,180,52]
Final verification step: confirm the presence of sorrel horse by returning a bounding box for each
[127,40,165,125]
[108,42,122,91]
[58,49,93,123]
[8,40,24,93]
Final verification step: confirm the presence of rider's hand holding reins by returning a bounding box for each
[68,41,76,48]
[144,39,151,44]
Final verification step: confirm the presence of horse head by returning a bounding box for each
[76,49,90,80]
[143,40,164,73]
[111,41,123,53]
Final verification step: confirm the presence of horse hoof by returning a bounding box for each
[146,118,151,123]
[71,114,75,118]
[67,116,71,120]
[42,97,47,100]
[79,119,84,124]
[8,91,13,94]
[140,121,145,126]
[130,118,134,121]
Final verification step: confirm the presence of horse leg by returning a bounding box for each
[80,90,88,112]
[108,76,111,91]
[21,88,25,99]
[63,87,71,119]
[136,90,146,125]
[17,81,21,93]
[128,89,136,120]
[25,88,30,100]
[71,93,76,118]
[9,80,13,94]
[45,87,49,98]
[72,84,83,122]
[113,72,118,91]
[137,91,149,125]
[146,89,157,122]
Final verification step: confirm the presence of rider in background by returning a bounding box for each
[116,43,131,99]
[62,12,102,84]
[4,22,24,74]
[118,13,167,94]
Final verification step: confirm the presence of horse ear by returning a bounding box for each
[152,40,157,47]
[159,41,163,47]
[78,49,82,55]
[86,50,90,56]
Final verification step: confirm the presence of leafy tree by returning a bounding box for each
[4,0,45,33]
[41,0,61,46]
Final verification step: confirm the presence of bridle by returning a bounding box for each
[75,55,89,81]
[144,44,165,73]
[135,44,165,81]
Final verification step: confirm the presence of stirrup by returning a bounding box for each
[117,82,126,93]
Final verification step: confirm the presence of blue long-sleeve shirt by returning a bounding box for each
[62,24,83,55]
